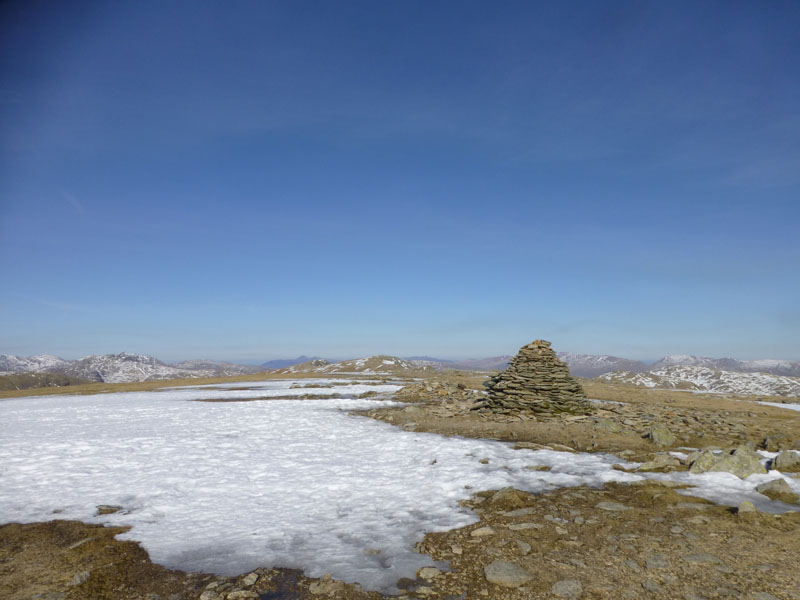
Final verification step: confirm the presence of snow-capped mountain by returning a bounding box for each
[556,353,649,377]
[598,365,800,397]
[0,354,71,373]
[0,353,261,383]
[653,354,800,377]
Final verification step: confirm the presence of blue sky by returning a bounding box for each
[1,1,799,363]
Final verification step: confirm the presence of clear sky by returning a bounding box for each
[1,1,798,363]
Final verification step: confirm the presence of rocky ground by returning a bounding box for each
[2,374,799,599]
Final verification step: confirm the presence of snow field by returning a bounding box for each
[1,380,798,592]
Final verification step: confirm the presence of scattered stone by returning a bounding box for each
[226,592,258,599]
[516,540,531,554]
[595,501,631,511]
[549,443,578,453]
[623,559,642,573]
[648,424,677,447]
[683,553,725,566]
[690,447,767,479]
[774,450,800,472]
[737,501,757,514]
[646,554,671,569]
[480,340,593,415]
[96,504,123,515]
[67,537,95,550]
[503,508,535,517]
[241,573,258,587]
[471,526,497,537]
[417,567,441,581]
[756,478,799,503]
[68,571,91,586]
[638,453,681,472]
[642,580,664,593]
[508,522,543,530]
[483,560,534,588]
[761,435,787,452]
[551,579,583,599]
[308,576,346,595]
[489,487,529,508]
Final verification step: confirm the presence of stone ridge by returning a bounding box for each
[482,340,593,415]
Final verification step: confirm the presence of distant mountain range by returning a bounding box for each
[406,353,646,377]
[2,350,798,392]
[407,352,800,379]
[0,353,262,384]
[272,355,422,376]
[599,365,800,398]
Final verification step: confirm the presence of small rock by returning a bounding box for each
[503,508,535,517]
[648,424,676,446]
[96,504,123,515]
[69,571,91,586]
[751,594,781,600]
[623,559,641,573]
[646,554,671,569]
[774,450,800,472]
[683,553,724,565]
[418,567,441,581]
[508,522,543,530]
[241,573,258,587]
[67,537,95,550]
[551,579,583,599]
[756,478,799,503]
[490,487,529,508]
[596,501,631,511]
[226,592,259,599]
[737,501,757,514]
[516,540,531,554]
[451,544,462,555]
[471,526,497,537]
[637,453,681,472]
[483,560,534,588]
[642,580,664,593]
[690,448,767,479]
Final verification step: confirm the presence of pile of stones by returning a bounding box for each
[480,340,593,416]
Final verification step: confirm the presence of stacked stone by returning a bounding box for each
[482,340,593,415]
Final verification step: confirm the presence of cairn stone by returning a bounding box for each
[481,340,593,415]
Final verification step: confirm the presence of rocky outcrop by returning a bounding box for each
[480,340,593,415]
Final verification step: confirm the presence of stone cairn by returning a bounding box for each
[480,340,593,415]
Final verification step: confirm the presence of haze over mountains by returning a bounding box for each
[2,350,799,385]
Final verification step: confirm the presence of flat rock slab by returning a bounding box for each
[595,501,631,511]
[551,579,583,598]
[483,560,534,588]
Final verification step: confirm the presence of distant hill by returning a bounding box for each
[556,353,649,378]
[0,372,92,392]
[261,356,327,370]
[273,355,428,375]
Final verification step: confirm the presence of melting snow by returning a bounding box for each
[1,380,798,592]
[759,401,800,412]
